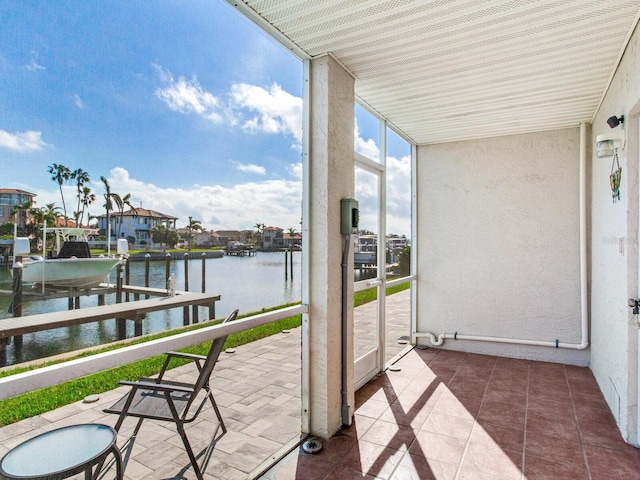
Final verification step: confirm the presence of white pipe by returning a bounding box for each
[578,121,589,349]
[418,123,590,351]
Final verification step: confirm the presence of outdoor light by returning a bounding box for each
[607,115,624,129]
[596,114,626,158]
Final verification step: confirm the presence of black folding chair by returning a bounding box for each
[104,309,239,480]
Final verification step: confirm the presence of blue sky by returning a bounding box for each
[0,1,411,235]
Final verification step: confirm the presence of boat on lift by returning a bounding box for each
[16,227,125,289]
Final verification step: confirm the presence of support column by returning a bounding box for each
[307,55,355,439]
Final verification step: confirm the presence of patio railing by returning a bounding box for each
[0,304,308,400]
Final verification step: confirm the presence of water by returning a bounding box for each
[0,252,302,366]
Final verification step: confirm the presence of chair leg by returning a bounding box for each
[175,421,204,480]
[208,391,226,434]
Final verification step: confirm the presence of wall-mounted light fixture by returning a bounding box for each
[596,114,625,158]
[607,115,624,129]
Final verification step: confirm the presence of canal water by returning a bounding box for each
[0,252,302,367]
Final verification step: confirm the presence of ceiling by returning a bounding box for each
[227,0,640,145]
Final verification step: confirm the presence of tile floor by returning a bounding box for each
[261,348,640,480]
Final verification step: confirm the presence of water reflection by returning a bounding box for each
[0,252,302,366]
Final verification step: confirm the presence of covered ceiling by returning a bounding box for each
[227,0,640,145]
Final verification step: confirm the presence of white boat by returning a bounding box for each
[18,228,125,289]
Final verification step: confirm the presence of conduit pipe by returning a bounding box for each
[417,122,590,351]
[341,234,352,426]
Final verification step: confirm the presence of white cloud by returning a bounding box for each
[26,50,45,71]
[236,163,266,175]
[153,66,302,149]
[288,162,302,180]
[354,120,380,159]
[87,167,301,231]
[230,83,302,147]
[73,94,85,109]
[0,130,47,152]
[154,65,222,123]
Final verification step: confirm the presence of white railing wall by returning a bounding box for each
[0,305,308,400]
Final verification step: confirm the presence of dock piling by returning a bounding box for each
[165,252,171,287]
[11,261,23,350]
[183,253,189,325]
[201,253,206,293]
[116,263,126,340]
[144,254,150,299]
[125,258,130,302]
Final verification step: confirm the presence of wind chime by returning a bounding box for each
[610,148,621,203]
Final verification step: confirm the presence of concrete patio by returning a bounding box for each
[1,289,638,479]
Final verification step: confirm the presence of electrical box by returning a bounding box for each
[340,198,359,235]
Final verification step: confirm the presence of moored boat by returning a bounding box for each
[18,228,125,289]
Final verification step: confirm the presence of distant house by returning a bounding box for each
[96,208,177,245]
[215,230,250,246]
[175,229,220,247]
[195,231,219,247]
[262,226,283,250]
[0,188,37,230]
[283,232,302,248]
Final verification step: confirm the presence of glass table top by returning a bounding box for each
[1,423,116,477]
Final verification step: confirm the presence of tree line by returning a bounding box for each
[3,164,135,242]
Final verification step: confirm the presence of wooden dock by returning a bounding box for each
[0,292,220,340]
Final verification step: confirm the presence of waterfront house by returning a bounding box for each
[214,229,251,246]
[0,188,36,231]
[95,207,177,246]
[262,226,283,250]
[283,231,302,248]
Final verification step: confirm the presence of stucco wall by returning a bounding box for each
[590,24,640,444]
[307,55,356,438]
[417,128,588,365]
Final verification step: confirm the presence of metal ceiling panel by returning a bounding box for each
[230,0,640,144]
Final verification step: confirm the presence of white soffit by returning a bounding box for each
[232,0,640,145]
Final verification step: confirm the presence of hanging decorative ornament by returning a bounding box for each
[610,148,622,203]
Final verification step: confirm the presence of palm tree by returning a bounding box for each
[27,207,44,250]
[48,163,71,225]
[71,168,90,225]
[100,176,115,241]
[114,193,136,239]
[186,216,203,251]
[10,200,33,236]
[253,222,265,247]
[43,203,61,227]
[79,187,96,227]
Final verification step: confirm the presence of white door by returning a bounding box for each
[353,159,385,389]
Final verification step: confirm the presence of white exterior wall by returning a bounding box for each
[416,128,587,365]
[590,25,640,445]
[307,55,355,438]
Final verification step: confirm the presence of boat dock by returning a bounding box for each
[225,247,256,256]
[0,291,220,342]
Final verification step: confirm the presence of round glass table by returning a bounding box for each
[0,423,122,479]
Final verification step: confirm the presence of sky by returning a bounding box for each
[0,1,412,236]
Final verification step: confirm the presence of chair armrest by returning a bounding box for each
[119,380,195,394]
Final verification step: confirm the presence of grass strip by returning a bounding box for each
[0,280,409,426]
